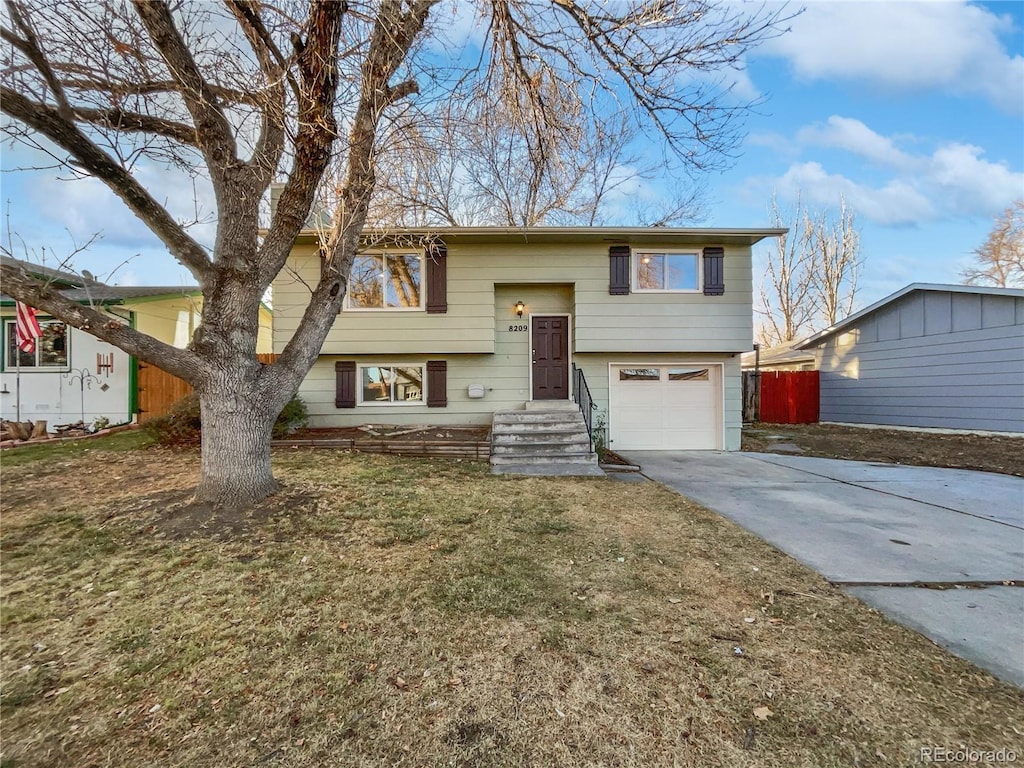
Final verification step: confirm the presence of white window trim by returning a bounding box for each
[343,250,426,312]
[356,363,426,406]
[4,318,71,371]
[631,249,702,293]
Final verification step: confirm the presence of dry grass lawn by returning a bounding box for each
[2,434,1021,767]
[743,423,1024,477]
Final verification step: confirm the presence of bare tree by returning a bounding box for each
[756,193,816,346]
[2,0,791,507]
[756,192,861,346]
[370,101,704,227]
[961,200,1024,288]
[808,196,860,327]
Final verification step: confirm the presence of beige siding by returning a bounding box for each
[124,296,202,348]
[257,306,273,354]
[299,349,742,451]
[273,241,754,355]
[124,295,271,353]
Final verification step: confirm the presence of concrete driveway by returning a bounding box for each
[621,451,1024,687]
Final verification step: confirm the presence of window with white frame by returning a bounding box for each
[634,251,700,292]
[346,252,423,310]
[5,319,68,369]
[359,365,424,404]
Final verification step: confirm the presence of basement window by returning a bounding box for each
[359,365,424,404]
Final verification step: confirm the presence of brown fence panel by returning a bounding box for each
[741,370,760,422]
[136,353,279,423]
[758,370,819,424]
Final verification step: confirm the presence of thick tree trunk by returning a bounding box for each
[195,391,279,508]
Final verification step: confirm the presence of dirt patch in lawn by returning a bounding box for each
[743,422,1024,477]
[2,438,1022,767]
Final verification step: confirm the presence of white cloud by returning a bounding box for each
[797,117,913,169]
[773,161,936,225]
[759,1,1023,114]
[762,116,1024,226]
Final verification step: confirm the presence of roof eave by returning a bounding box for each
[262,225,788,247]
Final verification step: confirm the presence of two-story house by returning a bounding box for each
[273,226,783,455]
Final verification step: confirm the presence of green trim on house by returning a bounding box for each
[116,290,202,306]
[128,311,139,419]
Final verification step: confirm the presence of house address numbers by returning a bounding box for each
[508,324,528,332]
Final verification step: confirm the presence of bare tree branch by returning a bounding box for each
[0,85,213,282]
[961,200,1024,288]
[131,0,237,173]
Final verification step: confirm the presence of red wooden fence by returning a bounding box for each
[758,370,819,424]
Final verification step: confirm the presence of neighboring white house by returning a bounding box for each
[273,226,784,451]
[795,283,1024,433]
[740,341,816,372]
[2,257,274,426]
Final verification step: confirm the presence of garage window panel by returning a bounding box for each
[668,368,709,381]
[619,367,661,381]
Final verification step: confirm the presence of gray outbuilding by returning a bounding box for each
[795,284,1024,433]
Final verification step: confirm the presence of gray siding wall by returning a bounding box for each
[813,291,1024,432]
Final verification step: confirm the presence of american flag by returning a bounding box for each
[15,301,42,354]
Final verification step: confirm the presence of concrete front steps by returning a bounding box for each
[490,401,603,476]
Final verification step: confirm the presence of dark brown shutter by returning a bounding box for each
[426,242,448,313]
[608,245,631,295]
[335,361,356,408]
[426,360,447,407]
[702,247,725,296]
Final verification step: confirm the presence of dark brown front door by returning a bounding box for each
[532,316,569,400]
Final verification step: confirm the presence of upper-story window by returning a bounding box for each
[5,319,68,369]
[346,251,424,310]
[634,251,700,292]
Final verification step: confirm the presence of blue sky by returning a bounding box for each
[713,0,1023,306]
[1,0,1021,311]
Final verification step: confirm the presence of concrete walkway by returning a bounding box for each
[622,450,1024,687]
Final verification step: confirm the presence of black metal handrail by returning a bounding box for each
[572,363,596,451]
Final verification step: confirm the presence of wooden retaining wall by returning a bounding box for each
[271,438,491,459]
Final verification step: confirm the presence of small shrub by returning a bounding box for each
[273,395,309,438]
[145,394,202,446]
[592,412,608,463]
[145,393,309,446]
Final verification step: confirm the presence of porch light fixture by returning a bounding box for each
[515,300,525,318]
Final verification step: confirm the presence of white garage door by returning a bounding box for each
[609,364,722,450]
